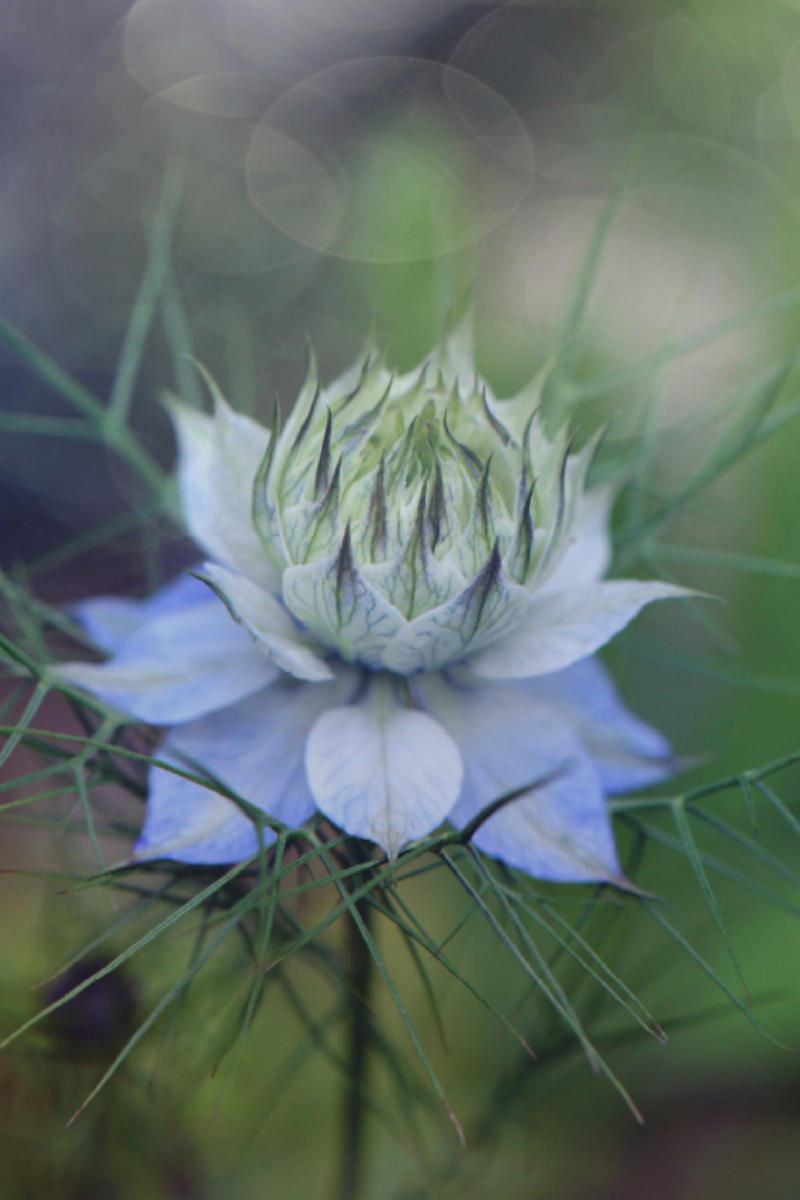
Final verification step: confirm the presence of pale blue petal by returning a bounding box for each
[71,572,208,654]
[199,562,334,681]
[468,580,693,680]
[414,672,621,883]
[305,674,463,860]
[519,657,674,793]
[134,756,260,865]
[135,666,360,863]
[53,600,279,724]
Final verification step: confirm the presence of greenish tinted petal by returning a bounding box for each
[164,323,682,677]
[433,312,476,386]
[361,483,465,620]
[382,547,530,675]
[444,466,516,582]
[352,454,389,562]
[535,484,614,595]
[252,405,292,571]
[532,432,605,588]
[503,485,535,584]
[484,365,551,448]
[282,528,407,668]
[271,344,322,489]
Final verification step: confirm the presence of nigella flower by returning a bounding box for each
[55,330,688,883]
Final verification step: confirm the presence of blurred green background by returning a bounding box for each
[3,0,800,1196]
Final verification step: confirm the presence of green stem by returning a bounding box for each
[334,890,373,1200]
[0,316,171,505]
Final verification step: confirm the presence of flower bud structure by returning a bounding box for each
[55,329,688,879]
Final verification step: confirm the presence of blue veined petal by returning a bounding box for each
[468,580,693,680]
[198,562,335,681]
[135,665,361,864]
[305,674,463,861]
[519,656,674,793]
[360,517,465,620]
[169,392,279,589]
[414,672,622,883]
[53,600,279,724]
[381,548,530,675]
[71,572,209,654]
[282,530,407,668]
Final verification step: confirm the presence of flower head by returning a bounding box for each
[243,333,582,675]
[55,327,688,878]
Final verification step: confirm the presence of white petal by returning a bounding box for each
[170,394,279,588]
[134,665,360,864]
[71,573,209,654]
[382,554,530,675]
[53,600,278,724]
[415,673,621,883]
[468,580,693,680]
[199,562,334,681]
[519,656,674,793]
[305,675,463,860]
[535,485,614,596]
[282,540,406,669]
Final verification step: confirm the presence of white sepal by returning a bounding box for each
[169,392,278,589]
[305,674,463,860]
[468,580,693,680]
[534,484,615,596]
[70,574,212,654]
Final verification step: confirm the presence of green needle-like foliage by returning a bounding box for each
[2,144,800,1200]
